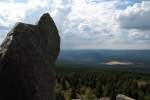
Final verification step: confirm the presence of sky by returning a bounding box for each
[0,0,150,50]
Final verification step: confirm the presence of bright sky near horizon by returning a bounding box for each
[0,0,150,50]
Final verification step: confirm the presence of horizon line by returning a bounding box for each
[61,48,150,51]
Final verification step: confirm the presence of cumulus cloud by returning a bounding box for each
[0,0,149,49]
[116,1,150,47]
[0,1,71,34]
[117,1,150,30]
[61,0,118,49]
[51,0,72,32]
[128,30,150,41]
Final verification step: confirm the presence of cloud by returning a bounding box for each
[0,25,9,30]
[51,0,72,32]
[0,2,26,27]
[61,0,118,48]
[0,0,52,43]
[117,1,150,30]
[0,0,149,49]
[115,1,150,47]
[128,30,150,41]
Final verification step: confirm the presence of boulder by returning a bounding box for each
[116,94,135,100]
[0,13,60,100]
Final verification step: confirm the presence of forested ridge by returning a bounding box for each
[54,64,150,100]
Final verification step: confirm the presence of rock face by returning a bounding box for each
[0,13,60,100]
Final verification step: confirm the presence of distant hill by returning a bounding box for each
[57,50,150,74]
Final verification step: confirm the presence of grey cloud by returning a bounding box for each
[0,25,9,30]
[128,30,150,41]
[117,1,150,30]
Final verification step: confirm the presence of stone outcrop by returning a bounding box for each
[0,13,60,100]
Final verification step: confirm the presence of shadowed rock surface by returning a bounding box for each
[0,13,60,100]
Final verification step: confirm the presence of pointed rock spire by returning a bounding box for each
[0,13,60,100]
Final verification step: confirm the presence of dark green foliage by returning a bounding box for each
[54,64,150,100]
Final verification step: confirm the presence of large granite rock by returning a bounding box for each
[0,13,60,100]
